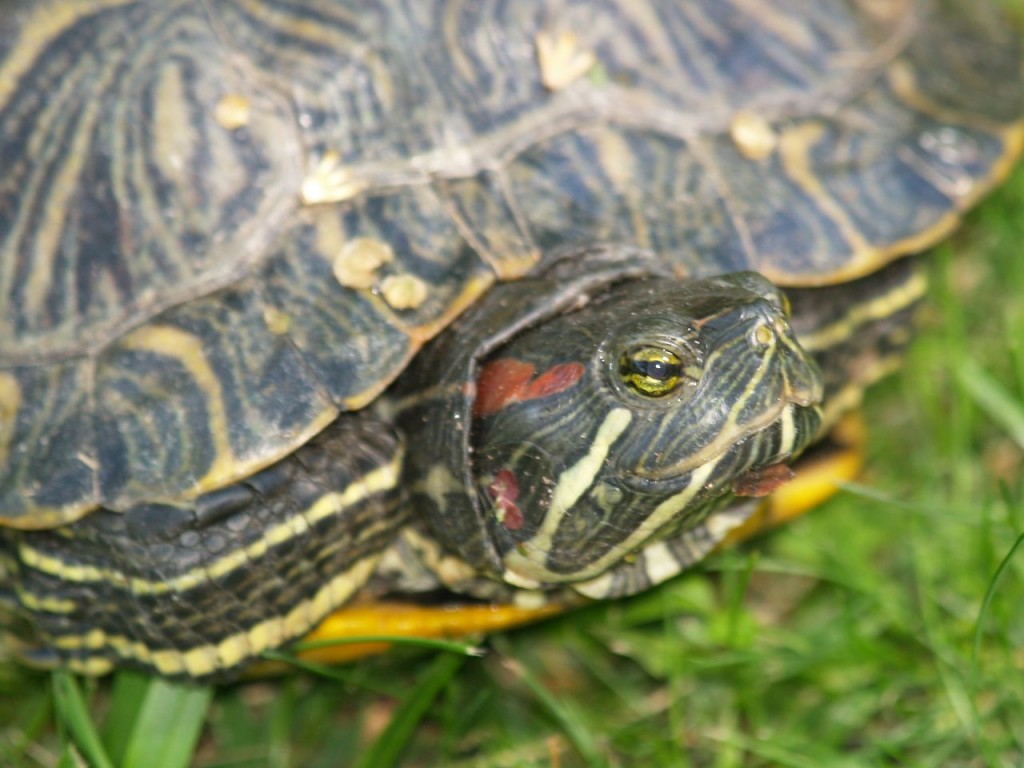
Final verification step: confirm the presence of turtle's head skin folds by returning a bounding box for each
[406,266,823,598]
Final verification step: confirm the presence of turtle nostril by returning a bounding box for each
[751,322,775,347]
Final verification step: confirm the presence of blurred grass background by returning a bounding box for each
[4,46,1024,768]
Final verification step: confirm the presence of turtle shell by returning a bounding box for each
[1,0,1021,528]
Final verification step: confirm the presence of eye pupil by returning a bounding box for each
[636,359,669,380]
[619,346,685,397]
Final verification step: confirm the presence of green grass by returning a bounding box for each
[5,130,1024,768]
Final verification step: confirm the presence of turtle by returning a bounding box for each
[0,0,1021,681]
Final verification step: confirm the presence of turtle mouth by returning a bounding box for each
[783,368,825,408]
[497,397,824,589]
[626,398,824,488]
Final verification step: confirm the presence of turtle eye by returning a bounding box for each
[619,346,684,397]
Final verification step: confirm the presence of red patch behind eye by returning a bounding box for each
[473,358,584,417]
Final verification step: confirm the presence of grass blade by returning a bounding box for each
[51,672,114,768]
[120,678,212,768]
[291,634,483,656]
[956,359,1024,449]
[353,652,465,768]
[494,638,604,767]
[100,671,151,764]
[972,527,1024,673]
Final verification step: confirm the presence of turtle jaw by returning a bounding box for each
[498,398,824,592]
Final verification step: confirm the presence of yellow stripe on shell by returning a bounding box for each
[768,114,1024,288]
[595,128,652,245]
[104,321,342,527]
[9,35,122,329]
[118,323,238,497]
[888,61,1020,139]
[0,0,135,110]
[237,0,361,47]
[777,121,873,261]
[152,63,199,201]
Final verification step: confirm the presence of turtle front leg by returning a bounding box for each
[1,416,406,681]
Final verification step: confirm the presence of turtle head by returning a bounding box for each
[467,271,823,595]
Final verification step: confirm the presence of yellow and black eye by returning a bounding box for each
[619,346,684,397]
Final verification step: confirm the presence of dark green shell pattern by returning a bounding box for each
[1,0,1020,527]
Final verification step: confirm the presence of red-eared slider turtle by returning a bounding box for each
[0,0,1021,679]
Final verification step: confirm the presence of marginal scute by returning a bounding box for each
[110,324,239,501]
[436,171,540,280]
[917,127,981,194]
[776,120,873,264]
[0,360,98,527]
